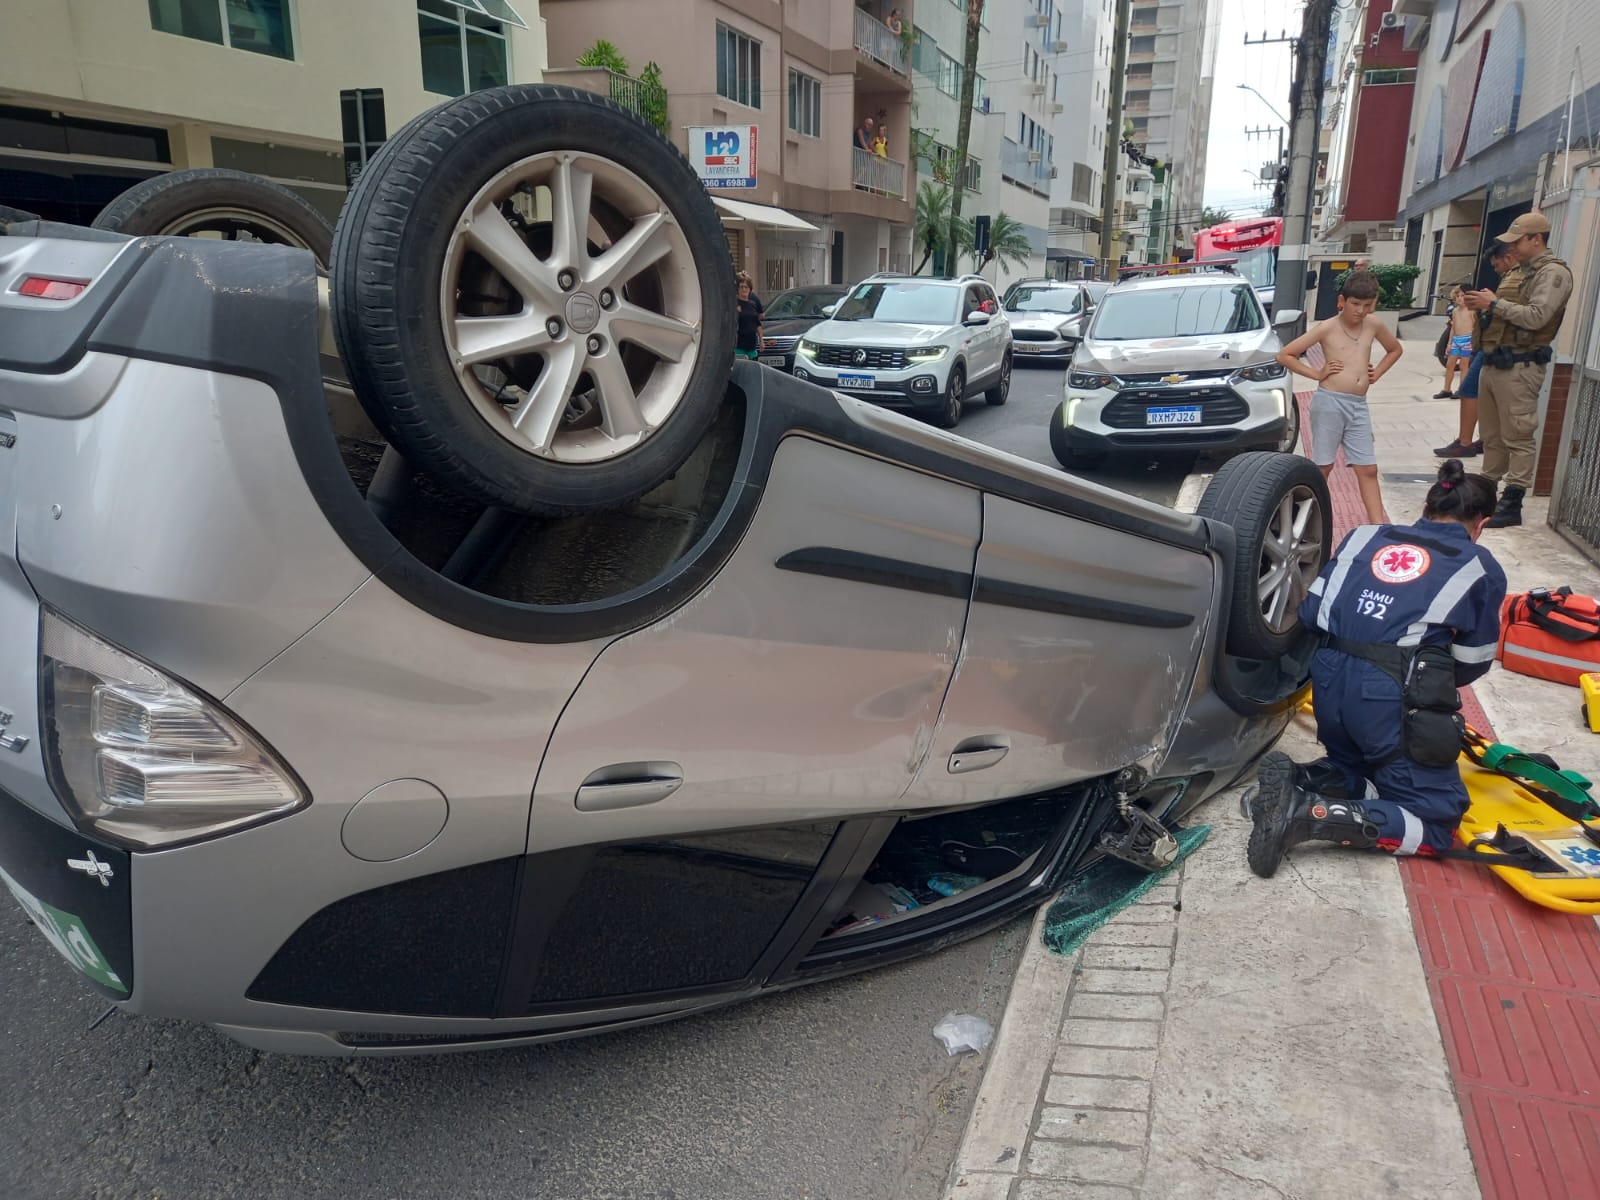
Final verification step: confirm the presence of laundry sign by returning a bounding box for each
[688,125,758,189]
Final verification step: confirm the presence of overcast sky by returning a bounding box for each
[1201,0,1299,218]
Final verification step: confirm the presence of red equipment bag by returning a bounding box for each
[1498,587,1600,685]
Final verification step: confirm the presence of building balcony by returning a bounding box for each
[542,66,667,127]
[854,9,910,82]
[852,146,907,198]
[1130,23,1158,36]
[999,137,1052,196]
[1128,50,1156,65]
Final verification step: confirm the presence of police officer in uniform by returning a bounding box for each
[1248,460,1507,877]
[1461,212,1575,528]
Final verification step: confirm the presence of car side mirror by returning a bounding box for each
[1272,308,1306,339]
[965,310,992,326]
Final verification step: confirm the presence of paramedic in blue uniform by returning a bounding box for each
[1248,459,1507,877]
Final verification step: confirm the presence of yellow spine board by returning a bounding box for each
[1457,759,1600,914]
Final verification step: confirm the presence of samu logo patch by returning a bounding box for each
[1371,543,1431,584]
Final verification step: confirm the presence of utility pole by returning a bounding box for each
[1098,0,1132,276]
[1275,0,1334,317]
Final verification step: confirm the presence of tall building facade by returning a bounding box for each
[1315,0,1418,252]
[1045,0,1115,275]
[1,0,547,225]
[976,0,1058,287]
[1124,0,1216,259]
[544,0,918,292]
[909,0,992,271]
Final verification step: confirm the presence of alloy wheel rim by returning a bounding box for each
[156,207,320,261]
[949,371,963,419]
[439,151,703,465]
[1257,485,1324,633]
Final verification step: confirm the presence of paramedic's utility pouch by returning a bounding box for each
[1401,644,1464,769]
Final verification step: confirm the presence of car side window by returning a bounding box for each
[979,284,999,314]
[964,286,984,318]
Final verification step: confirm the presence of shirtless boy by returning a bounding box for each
[1275,271,1403,524]
[1436,285,1475,398]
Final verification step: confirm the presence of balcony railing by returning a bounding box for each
[853,9,909,76]
[852,147,907,198]
[542,66,667,129]
[999,138,1052,194]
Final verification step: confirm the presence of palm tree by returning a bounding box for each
[971,212,1031,274]
[947,0,984,263]
[914,182,952,275]
[1199,205,1234,229]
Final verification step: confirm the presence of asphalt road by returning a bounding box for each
[0,367,1198,1200]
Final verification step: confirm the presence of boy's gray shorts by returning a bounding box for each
[1309,387,1376,466]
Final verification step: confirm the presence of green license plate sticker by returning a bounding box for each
[0,865,128,993]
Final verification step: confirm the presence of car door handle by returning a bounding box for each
[574,763,684,812]
[948,738,1010,775]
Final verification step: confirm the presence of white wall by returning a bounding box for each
[2,0,547,148]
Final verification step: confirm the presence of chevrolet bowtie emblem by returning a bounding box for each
[1161,373,1189,384]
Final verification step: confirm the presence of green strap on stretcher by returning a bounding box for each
[1464,735,1600,824]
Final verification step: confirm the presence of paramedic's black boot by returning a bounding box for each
[1249,753,1380,878]
[1293,756,1354,799]
[1485,485,1524,528]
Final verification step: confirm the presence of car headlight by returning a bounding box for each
[1068,370,1118,390]
[40,609,307,849]
[907,346,948,361]
[797,339,819,359]
[1231,362,1288,383]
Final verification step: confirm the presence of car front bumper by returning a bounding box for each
[792,360,951,411]
[1059,379,1291,453]
[1012,335,1078,359]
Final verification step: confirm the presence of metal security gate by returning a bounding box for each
[1550,162,1600,559]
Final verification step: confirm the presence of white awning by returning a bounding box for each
[711,197,821,233]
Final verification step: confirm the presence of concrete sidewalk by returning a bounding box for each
[944,316,1600,1200]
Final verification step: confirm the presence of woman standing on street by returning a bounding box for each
[735,271,764,361]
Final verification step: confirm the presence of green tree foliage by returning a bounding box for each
[914,182,974,275]
[1335,262,1424,310]
[1198,206,1234,229]
[575,39,631,74]
[972,212,1032,273]
[638,61,670,138]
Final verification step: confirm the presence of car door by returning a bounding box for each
[961,284,995,381]
[980,282,1009,366]
[903,492,1215,807]
[527,434,981,858]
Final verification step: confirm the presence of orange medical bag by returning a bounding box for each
[1498,587,1600,685]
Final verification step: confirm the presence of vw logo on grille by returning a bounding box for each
[852,349,868,366]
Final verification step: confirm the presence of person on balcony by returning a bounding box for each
[854,116,875,153]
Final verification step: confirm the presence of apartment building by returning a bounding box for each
[0,0,547,225]
[544,0,916,292]
[1315,0,1417,254]
[977,0,1056,287]
[1122,0,1215,258]
[909,0,992,269]
[1394,0,1600,499]
[1045,0,1115,276]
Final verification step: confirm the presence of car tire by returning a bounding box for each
[331,84,735,516]
[1049,403,1105,470]
[933,365,966,428]
[91,168,334,267]
[985,353,1012,406]
[1198,451,1330,660]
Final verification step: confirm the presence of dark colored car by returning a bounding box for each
[758,285,849,372]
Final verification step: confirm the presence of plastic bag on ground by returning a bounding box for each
[933,1012,995,1055]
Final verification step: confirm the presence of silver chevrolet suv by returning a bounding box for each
[793,274,1013,428]
[1051,266,1302,469]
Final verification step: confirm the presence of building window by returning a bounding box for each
[788,69,821,137]
[972,73,987,109]
[937,50,962,97]
[912,25,938,74]
[716,23,762,109]
[148,0,294,60]
[418,0,508,96]
[1363,67,1417,85]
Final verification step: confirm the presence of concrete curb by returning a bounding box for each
[943,904,1080,1199]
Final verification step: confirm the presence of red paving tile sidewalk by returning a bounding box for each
[1302,381,1600,1200]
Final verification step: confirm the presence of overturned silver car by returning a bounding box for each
[0,87,1327,1055]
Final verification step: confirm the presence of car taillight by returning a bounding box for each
[18,277,87,301]
[40,609,307,849]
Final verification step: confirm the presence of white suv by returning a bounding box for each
[794,274,1013,428]
[1051,267,1300,469]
